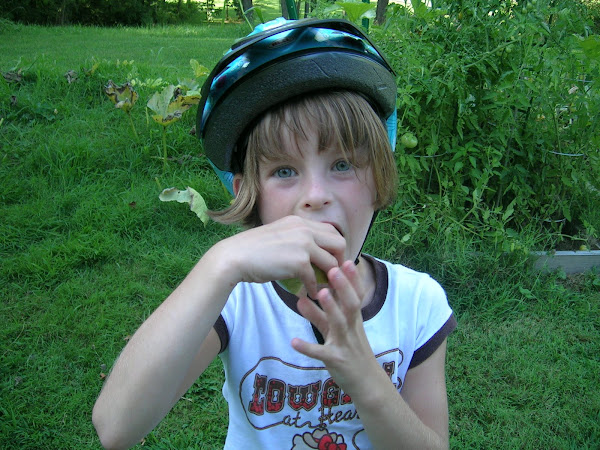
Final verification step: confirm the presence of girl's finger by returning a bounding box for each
[311,222,347,267]
[296,296,329,337]
[315,285,351,332]
[327,265,362,313]
[341,260,362,295]
[290,337,326,360]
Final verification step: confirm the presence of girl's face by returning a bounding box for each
[256,130,376,263]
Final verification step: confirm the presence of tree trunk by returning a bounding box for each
[242,0,253,22]
[376,0,389,24]
[280,0,289,19]
[56,0,67,25]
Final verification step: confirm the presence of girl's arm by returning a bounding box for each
[92,216,346,449]
[293,261,450,449]
[92,246,235,450]
[351,342,450,449]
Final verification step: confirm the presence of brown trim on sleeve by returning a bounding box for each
[408,313,457,369]
[214,314,229,353]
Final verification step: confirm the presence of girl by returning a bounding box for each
[93,18,456,449]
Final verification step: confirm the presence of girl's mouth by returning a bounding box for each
[323,222,343,237]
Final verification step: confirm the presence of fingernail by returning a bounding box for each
[346,261,356,274]
[333,268,343,282]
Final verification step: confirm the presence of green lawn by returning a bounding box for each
[1,21,599,449]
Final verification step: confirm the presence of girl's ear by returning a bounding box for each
[232,174,243,197]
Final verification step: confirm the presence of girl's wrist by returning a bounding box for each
[340,358,392,407]
[201,238,244,289]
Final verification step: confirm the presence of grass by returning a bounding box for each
[1,19,600,450]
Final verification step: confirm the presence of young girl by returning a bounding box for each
[93,18,456,449]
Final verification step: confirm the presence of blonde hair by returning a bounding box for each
[208,90,398,228]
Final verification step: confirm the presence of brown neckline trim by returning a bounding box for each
[270,254,388,321]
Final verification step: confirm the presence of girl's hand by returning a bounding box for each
[216,215,346,298]
[291,261,379,392]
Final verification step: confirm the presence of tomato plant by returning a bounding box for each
[371,0,600,250]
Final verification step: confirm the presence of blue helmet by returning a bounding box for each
[197,17,397,194]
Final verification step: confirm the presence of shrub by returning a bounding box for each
[371,0,600,251]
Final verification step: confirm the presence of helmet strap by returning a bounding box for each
[354,210,379,265]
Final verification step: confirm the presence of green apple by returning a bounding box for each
[277,264,328,295]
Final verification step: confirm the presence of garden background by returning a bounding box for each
[1,0,600,448]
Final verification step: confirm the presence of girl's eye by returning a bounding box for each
[333,159,352,172]
[274,167,296,178]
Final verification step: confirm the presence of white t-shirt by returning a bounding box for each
[214,255,456,449]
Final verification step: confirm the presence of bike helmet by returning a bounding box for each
[197,17,398,194]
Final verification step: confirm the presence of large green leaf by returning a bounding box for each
[147,85,201,126]
[105,80,138,113]
[335,1,375,22]
[159,187,209,225]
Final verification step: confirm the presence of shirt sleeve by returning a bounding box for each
[214,314,229,353]
[409,276,457,369]
[214,282,242,354]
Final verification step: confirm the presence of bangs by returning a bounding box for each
[246,91,385,167]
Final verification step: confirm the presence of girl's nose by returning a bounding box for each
[301,175,331,210]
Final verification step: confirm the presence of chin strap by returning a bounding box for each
[354,210,379,265]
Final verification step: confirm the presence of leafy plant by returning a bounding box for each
[190,59,210,79]
[146,83,201,170]
[319,0,376,22]
[105,80,139,139]
[371,0,600,251]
